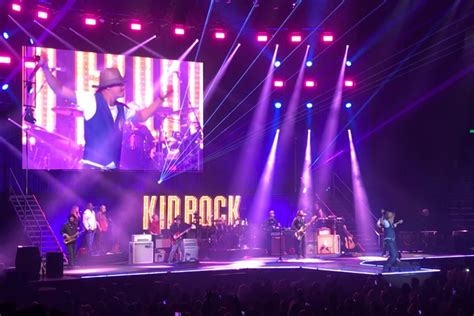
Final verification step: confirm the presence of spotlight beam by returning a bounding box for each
[122,35,158,56]
[68,27,105,53]
[194,0,215,61]
[297,130,313,212]
[118,32,165,58]
[33,20,75,50]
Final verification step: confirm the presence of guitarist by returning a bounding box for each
[377,210,403,272]
[168,216,188,264]
[292,210,307,259]
[61,214,79,267]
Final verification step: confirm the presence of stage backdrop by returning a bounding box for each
[21,46,203,171]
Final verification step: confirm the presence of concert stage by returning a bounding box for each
[48,253,474,284]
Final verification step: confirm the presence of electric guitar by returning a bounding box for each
[171,224,196,243]
[63,231,82,245]
[344,235,356,250]
[294,216,317,241]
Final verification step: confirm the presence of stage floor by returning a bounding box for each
[58,253,474,281]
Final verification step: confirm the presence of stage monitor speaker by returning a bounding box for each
[15,246,41,281]
[154,249,167,263]
[317,235,340,255]
[46,252,63,278]
[271,236,286,256]
[129,241,154,264]
[305,242,317,256]
[183,239,199,261]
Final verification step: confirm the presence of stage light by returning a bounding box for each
[257,33,268,42]
[346,60,352,67]
[291,34,302,43]
[131,23,142,31]
[274,60,281,67]
[345,102,352,109]
[1,84,9,91]
[306,60,313,67]
[37,11,48,20]
[25,61,36,68]
[2,32,10,40]
[0,56,12,64]
[322,34,334,42]
[304,80,316,88]
[274,102,282,109]
[273,80,284,87]
[344,80,355,87]
[174,26,185,36]
[214,31,225,39]
[12,3,21,12]
[85,18,97,26]
[306,102,313,109]
[29,38,34,45]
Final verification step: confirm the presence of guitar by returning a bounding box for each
[294,216,317,241]
[171,224,196,243]
[344,235,356,250]
[63,231,82,245]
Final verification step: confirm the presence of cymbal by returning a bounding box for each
[154,107,176,115]
[52,107,84,117]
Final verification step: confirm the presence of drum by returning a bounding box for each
[121,123,153,169]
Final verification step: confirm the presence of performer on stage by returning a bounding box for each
[61,214,79,267]
[168,216,187,264]
[292,210,307,259]
[96,205,110,254]
[82,203,97,255]
[148,213,161,235]
[377,210,403,272]
[38,55,172,169]
[69,205,81,226]
[263,210,280,255]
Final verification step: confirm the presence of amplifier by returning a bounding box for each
[317,235,340,255]
[154,237,171,249]
[132,234,152,242]
[129,241,154,264]
[305,242,317,256]
[183,239,199,261]
[271,235,286,256]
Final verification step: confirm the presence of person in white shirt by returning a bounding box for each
[38,54,172,169]
[83,202,98,255]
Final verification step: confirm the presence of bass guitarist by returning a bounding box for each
[168,216,189,264]
[61,214,80,267]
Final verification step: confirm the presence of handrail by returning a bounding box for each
[9,168,43,252]
[32,195,64,255]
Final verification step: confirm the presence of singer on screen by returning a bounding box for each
[37,54,172,170]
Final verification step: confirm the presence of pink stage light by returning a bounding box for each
[214,31,225,39]
[37,11,48,19]
[257,34,268,42]
[274,80,284,88]
[344,80,355,87]
[291,34,302,43]
[12,3,22,12]
[0,56,12,64]
[85,18,97,26]
[131,23,142,31]
[322,34,334,42]
[25,61,36,68]
[174,27,185,36]
[305,80,316,88]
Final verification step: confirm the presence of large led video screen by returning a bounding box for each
[21,47,203,171]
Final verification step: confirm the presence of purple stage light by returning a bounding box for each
[305,80,316,88]
[274,60,281,67]
[12,3,21,12]
[274,102,282,109]
[344,80,355,87]
[346,60,352,67]
[306,60,313,67]
[214,31,226,39]
[174,26,185,36]
[131,23,142,31]
[345,102,352,109]
[0,56,12,64]
[291,34,302,43]
[37,10,48,20]
[306,102,313,109]
[322,33,334,42]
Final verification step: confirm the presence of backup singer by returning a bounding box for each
[148,213,161,235]
[292,210,306,259]
[82,203,97,255]
[61,214,79,267]
[38,55,171,169]
[377,210,403,272]
[96,205,110,254]
[168,216,187,264]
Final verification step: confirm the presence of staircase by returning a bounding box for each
[9,170,65,258]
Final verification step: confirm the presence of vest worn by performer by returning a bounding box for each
[83,92,126,167]
[384,220,396,240]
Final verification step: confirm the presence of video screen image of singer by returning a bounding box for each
[21,46,204,171]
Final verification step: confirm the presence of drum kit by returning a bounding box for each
[120,106,203,171]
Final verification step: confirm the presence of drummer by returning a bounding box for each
[38,54,172,170]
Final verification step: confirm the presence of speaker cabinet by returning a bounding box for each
[317,235,341,255]
[271,235,286,256]
[183,239,199,262]
[46,252,63,278]
[129,241,154,264]
[15,246,41,281]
